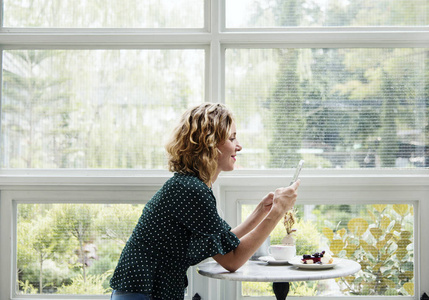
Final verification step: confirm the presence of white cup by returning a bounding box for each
[268,245,296,261]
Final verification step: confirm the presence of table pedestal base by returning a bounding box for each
[272,282,289,300]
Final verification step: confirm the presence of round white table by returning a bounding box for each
[197,258,361,299]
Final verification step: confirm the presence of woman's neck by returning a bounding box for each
[208,170,221,187]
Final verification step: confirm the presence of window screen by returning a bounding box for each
[226,48,428,169]
[16,203,144,295]
[4,0,204,28]
[2,49,205,169]
[226,0,429,28]
[241,203,415,297]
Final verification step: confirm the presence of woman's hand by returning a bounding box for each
[260,192,275,214]
[214,180,301,272]
[271,180,300,214]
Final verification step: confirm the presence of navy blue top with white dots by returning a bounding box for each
[110,172,240,299]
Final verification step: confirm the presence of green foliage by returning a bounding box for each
[294,220,321,255]
[18,280,38,294]
[268,48,304,168]
[242,281,317,297]
[21,260,70,290]
[56,271,113,295]
[17,203,140,295]
[289,281,318,296]
[242,281,274,297]
[95,204,144,246]
[323,204,414,296]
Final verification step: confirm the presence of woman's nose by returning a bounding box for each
[236,142,242,152]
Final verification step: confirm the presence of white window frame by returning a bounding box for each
[0,0,428,299]
[217,173,428,299]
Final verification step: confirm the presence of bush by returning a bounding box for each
[56,271,112,295]
[323,204,414,296]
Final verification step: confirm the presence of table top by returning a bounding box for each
[197,258,361,282]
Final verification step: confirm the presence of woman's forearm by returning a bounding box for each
[213,183,299,272]
[231,202,268,238]
[214,206,283,272]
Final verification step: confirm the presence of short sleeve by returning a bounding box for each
[187,226,240,261]
[170,176,240,261]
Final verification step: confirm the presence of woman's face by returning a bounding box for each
[217,122,242,172]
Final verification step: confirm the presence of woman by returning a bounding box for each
[110,103,300,299]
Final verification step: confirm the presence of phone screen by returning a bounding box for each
[290,160,304,186]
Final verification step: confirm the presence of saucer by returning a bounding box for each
[258,256,291,265]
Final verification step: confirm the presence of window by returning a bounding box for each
[4,0,204,28]
[0,1,428,300]
[241,203,415,297]
[226,0,428,28]
[2,49,204,168]
[226,47,427,169]
[16,203,145,294]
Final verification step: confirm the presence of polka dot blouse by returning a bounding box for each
[110,172,240,299]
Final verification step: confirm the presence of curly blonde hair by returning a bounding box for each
[165,103,234,185]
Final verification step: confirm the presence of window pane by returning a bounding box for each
[226,48,428,169]
[241,203,415,297]
[226,0,429,28]
[4,0,203,28]
[2,49,204,169]
[16,203,144,295]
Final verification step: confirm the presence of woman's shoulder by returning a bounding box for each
[165,172,211,195]
[171,172,205,186]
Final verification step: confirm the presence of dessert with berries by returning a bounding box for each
[301,251,333,264]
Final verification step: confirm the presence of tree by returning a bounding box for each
[2,50,73,168]
[52,204,97,283]
[17,204,75,293]
[379,71,399,167]
[268,0,304,167]
[95,204,143,246]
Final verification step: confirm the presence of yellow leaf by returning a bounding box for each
[380,253,389,261]
[376,239,387,250]
[385,233,393,241]
[380,216,391,230]
[393,204,409,216]
[338,228,346,238]
[373,262,382,271]
[330,239,345,255]
[359,240,378,258]
[367,209,377,222]
[348,218,368,236]
[392,223,402,232]
[345,244,357,256]
[404,271,414,280]
[396,248,407,260]
[403,282,414,295]
[345,275,355,284]
[382,278,396,288]
[397,239,412,249]
[400,231,412,239]
[372,204,387,213]
[367,245,379,259]
[370,228,383,240]
[322,227,334,241]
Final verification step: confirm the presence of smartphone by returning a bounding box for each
[289,160,304,186]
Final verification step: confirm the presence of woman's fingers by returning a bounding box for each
[291,179,301,190]
[273,180,300,211]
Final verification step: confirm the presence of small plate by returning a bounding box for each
[258,256,290,265]
[289,256,340,269]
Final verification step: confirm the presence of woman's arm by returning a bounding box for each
[213,181,300,272]
[231,192,274,239]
